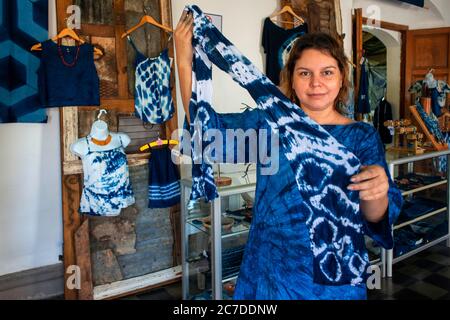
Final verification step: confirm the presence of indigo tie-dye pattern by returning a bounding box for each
[185,5,402,296]
[148,147,181,209]
[128,37,175,124]
[79,137,135,216]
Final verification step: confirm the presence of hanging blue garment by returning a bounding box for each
[430,87,442,117]
[128,37,175,124]
[148,146,180,208]
[79,136,135,216]
[185,5,402,297]
[38,40,100,107]
[397,0,424,7]
[356,59,371,114]
[409,78,450,118]
[0,0,48,123]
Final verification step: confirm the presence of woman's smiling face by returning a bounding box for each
[292,48,343,113]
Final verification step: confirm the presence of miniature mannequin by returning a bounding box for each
[70,110,131,158]
[70,110,135,216]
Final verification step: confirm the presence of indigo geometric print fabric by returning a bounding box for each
[187,5,373,285]
[0,0,48,123]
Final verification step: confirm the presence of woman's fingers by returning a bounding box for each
[359,190,387,201]
[176,10,188,29]
[347,179,376,191]
[175,11,193,38]
[350,166,379,183]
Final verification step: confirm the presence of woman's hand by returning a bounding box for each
[348,165,389,201]
[174,10,194,68]
[348,165,389,223]
[174,9,194,121]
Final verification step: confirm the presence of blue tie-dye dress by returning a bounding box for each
[79,136,135,216]
[184,5,402,299]
[201,107,402,299]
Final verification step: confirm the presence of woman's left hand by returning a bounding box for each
[348,165,389,201]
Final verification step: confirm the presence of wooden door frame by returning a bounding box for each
[361,17,408,119]
[353,11,408,118]
[57,0,180,300]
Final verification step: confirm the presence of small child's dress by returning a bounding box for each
[147,146,180,208]
[79,136,135,216]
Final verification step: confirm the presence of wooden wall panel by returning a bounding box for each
[404,28,450,118]
[58,0,180,300]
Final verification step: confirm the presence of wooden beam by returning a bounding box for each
[114,0,129,99]
[81,24,116,38]
[93,266,182,300]
[56,0,80,301]
[409,105,449,151]
[400,30,407,119]
[75,219,94,300]
[353,8,363,116]
[362,17,409,32]
[61,174,82,300]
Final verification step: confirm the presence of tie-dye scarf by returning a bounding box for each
[187,5,368,285]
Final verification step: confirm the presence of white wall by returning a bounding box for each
[172,0,278,179]
[0,0,62,276]
[352,0,449,30]
[172,0,279,132]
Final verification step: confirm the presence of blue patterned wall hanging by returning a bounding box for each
[0,0,48,123]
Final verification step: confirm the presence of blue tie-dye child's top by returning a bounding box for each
[79,137,135,216]
[128,37,175,124]
[204,109,402,299]
[185,5,402,297]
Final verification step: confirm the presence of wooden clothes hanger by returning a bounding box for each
[270,5,305,25]
[121,15,173,39]
[139,136,179,152]
[31,28,103,56]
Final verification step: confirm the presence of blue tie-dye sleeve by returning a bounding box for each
[356,125,403,249]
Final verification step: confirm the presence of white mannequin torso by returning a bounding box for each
[70,120,131,158]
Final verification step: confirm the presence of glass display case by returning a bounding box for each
[384,149,450,277]
[180,178,256,300]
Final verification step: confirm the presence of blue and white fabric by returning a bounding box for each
[409,73,450,117]
[79,136,135,216]
[148,146,180,208]
[185,4,402,294]
[128,36,175,124]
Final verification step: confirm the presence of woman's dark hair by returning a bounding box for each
[279,32,350,111]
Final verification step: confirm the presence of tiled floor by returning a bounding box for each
[124,243,450,300]
[367,243,450,300]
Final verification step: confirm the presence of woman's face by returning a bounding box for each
[292,48,343,113]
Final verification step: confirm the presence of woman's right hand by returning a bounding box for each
[174,10,194,68]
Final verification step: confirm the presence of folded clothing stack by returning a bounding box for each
[397,197,446,224]
[395,173,444,191]
[394,213,448,257]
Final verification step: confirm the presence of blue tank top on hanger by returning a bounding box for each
[38,39,100,107]
[128,36,175,124]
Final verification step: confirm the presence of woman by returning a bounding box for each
[175,10,402,300]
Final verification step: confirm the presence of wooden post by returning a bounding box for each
[75,219,94,300]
